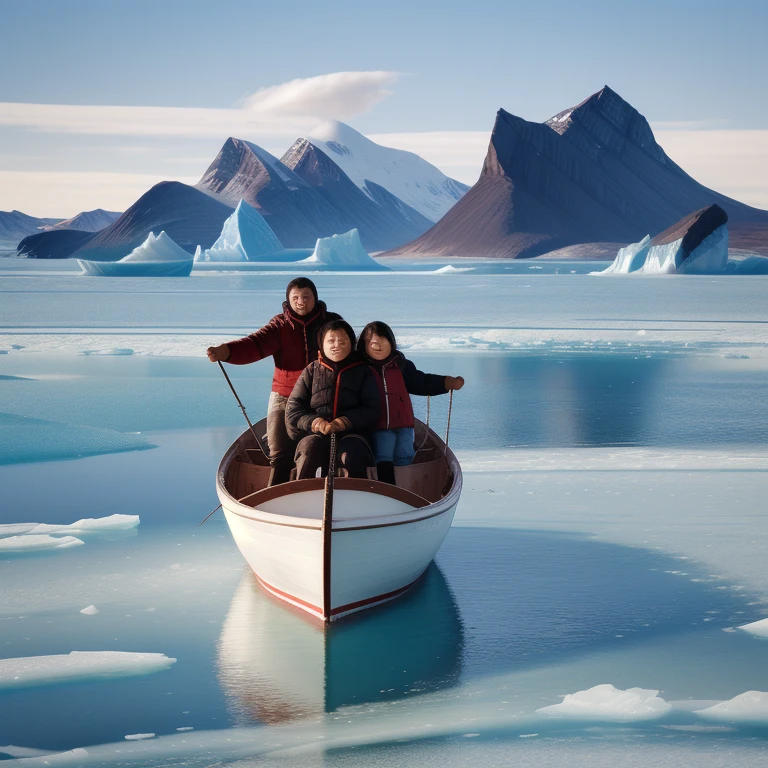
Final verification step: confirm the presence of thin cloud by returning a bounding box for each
[0,71,400,138]
[242,71,399,119]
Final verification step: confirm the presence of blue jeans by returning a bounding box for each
[371,428,415,466]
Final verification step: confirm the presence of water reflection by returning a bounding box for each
[216,564,463,725]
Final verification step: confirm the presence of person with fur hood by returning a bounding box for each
[358,321,464,485]
[206,277,341,486]
[285,320,380,481]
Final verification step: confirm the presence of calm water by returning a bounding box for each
[1,267,767,765]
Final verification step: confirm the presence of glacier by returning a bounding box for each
[78,232,194,277]
[301,228,390,270]
[194,199,283,263]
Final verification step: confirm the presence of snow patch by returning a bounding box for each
[0,651,176,690]
[536,684,671,721]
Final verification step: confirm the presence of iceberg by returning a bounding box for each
[302,228,390,270]
[0,651,176,690]
[600,235,651,274]
[536,684,671,721]
[195,199,284,262]
[596,206,729,275]
[77,232,194,276]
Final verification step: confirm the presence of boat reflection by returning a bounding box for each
[216,563,464,725]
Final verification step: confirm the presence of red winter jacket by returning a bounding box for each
[369,352,448,431]
[225,301,341,396]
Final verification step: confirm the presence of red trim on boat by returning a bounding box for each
[253,573,421,619]
[330,580,416,616]
[253,574,322,615]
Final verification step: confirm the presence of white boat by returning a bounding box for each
[216,418,462,623]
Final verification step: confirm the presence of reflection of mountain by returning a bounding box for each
[217,564,463,725]
[455,355,670,449]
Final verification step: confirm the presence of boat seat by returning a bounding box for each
[367,457,450,504]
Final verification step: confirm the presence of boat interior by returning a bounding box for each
[224,418,454,510]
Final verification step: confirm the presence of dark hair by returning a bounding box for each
[318,319,357,350]
[357,321,397,355]
[285,277,318,303]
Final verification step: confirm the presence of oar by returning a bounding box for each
[198,360,269,527]
[322,432,337,622]
[198,486,269,527]
[217,360,269,455]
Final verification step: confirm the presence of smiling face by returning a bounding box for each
[365,331,392,361]
[288,287,316,316]
[323,330,352,363]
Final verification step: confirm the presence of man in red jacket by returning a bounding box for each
[207,277,341,486]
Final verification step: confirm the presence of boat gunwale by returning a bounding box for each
[217,423,462,532]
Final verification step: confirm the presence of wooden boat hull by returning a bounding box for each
[217,423,461,623]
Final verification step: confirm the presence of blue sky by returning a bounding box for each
[2,0,767,216]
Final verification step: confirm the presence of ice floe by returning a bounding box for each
[0,651,176,690]
[433,265,474,273]
[26,514,140,535]
[536,684,671,721]
[695,691,768,723]
[737,617,768,638]
[0,534,84,553]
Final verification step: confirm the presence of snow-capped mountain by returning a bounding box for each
[387,86,768,258]
[280,138,432,251]
[40,209,121,233]
[196,137,346,248]
[307,121,469,223]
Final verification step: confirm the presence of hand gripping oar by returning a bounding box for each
[197,360,269,527]
[322,432,337,622]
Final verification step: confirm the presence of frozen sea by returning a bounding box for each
[1,257,768,766]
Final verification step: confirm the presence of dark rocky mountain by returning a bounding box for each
[196,138,349,248]
[0,210,61,253]
[17,229,96,259]
[651,204,728,254]
[386,86,768,258]
[280,138,432,251]
[66,181,233,261]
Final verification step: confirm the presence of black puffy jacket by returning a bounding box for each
[285,354,381,440]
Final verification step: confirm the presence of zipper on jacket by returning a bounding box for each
[382,368,390,429]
